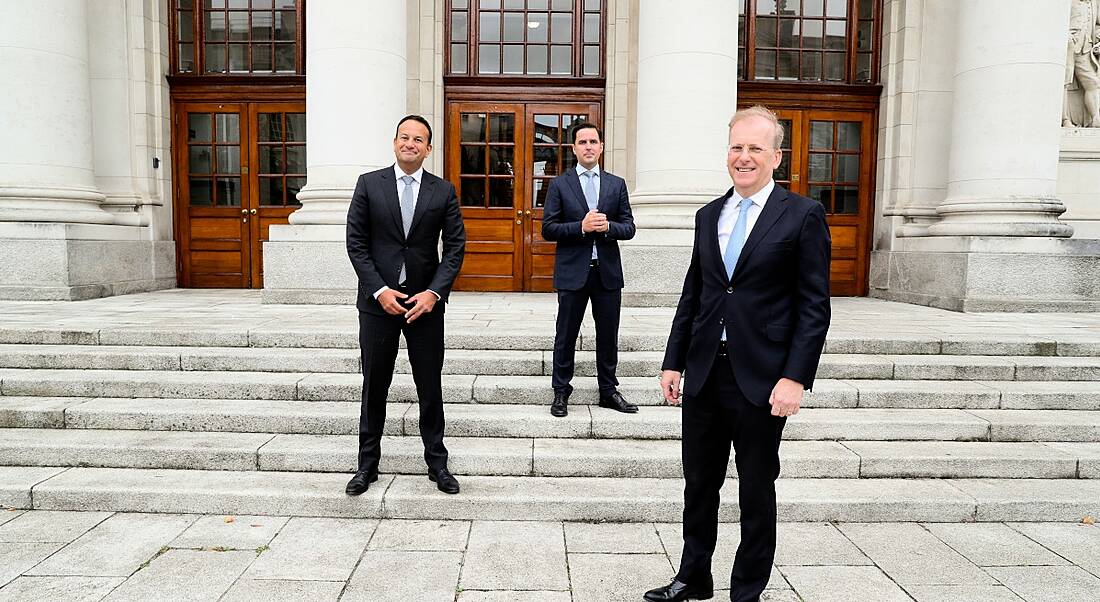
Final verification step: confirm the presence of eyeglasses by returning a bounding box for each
[728,145,774,156]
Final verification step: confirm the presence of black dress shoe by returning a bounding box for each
[345,470,378,496]
[598,391,639,413]
[428,468,460,494]
[643,578,714,601]
[550,391,569,417]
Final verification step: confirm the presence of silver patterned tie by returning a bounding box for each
[398,175,415,283]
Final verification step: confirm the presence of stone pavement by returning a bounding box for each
[1,510,1099,601]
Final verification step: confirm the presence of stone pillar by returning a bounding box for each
[928,0,1073,237]
[263,0,408,302]
[621,0,738,305]
[0,0,111,225]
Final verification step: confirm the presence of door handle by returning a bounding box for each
[241,209,248,214]
[516,210,523,215]
[250,208,257,214]
[524,210,531,215]
[515,219,522,225]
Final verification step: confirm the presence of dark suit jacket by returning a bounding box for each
[541,168,636,290]
[661,184,831,406]
[346,166,466,315]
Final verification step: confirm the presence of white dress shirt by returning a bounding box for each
[576,163,601,260]
[374,165,439,300]
[718,179,774,258]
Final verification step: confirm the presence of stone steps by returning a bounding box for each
[3,466,1099,522]
[2,368,1098,410]
[0,428,1096,480]
[3,398,1099,442]
[1,344,1098,380]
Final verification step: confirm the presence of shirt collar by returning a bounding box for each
[393,164,424,184]
[731,179,774,209]
[575,163,601,177]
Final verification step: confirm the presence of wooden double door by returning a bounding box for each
[446,101,601,292]
[173,101,305,288]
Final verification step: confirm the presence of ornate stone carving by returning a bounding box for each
[1064,0,1100,127]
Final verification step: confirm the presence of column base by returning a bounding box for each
[869,236,1100,312]
[0,223,175,300]
[620,228,695,307]
[262,224,356,304]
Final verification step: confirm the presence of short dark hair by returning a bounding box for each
[396,114,433,145]
[570,122,602,143]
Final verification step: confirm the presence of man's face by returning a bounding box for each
[727,115,783,197]
[393,120,432,170]
[572,127,604,170]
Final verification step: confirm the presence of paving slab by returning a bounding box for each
[0,397,74,428]
[366,519,471,551]
[1013,356,1100,381]
[984,566,1100,602]
[843,440,1078,478]
[783,408,991,441]
[655,522,786,589]
[920,523,1068,567]
[990,381,1100,410]
[26,513,195,577]
[170,514,288,550]
[297,373,475,403]
[461,521,568,591]
[1008,522,1100,575]
[780,565,913,602]
[564,522,664,554]
[904,585,1025,602]
[970,410,1100,442]
[0,428,273,470]
[950,479,1100,521]
[568,552,674,602]
[100,549,254,602]
[219,579,345,602]
[343,550,463,602]
[1045,442,1100,478]
[0,511,111,544]
[773,522,873,566]
[776,478,976,522]
[0,576,125,602]
[890,355,1015,380]
[0,467,66,509]
[0,510,21,527]
[245,517,377,581]
[0,368,303,400]
[457,592,571,602]
[32,468,389,518]
[0,542,66,588]
[837,523,994,586]
[851,380,1000,409]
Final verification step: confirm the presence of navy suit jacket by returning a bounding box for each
[661,184,831,406]
[346,166,466,315]
[541,168,636,290]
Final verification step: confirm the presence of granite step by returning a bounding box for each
[6,466,1100,522]
[2,397,1098,443]
[0,428,1094,479]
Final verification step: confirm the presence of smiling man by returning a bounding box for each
[646,106,831,602]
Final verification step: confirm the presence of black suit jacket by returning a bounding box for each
[541,168,636,290]
[662,184,831,406]
[346,166,466,315]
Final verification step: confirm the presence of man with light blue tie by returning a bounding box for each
[542,122,636,418]
[646,106,831,602]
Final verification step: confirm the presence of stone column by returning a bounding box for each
[928,0,1073,237]
[0,0,112,225]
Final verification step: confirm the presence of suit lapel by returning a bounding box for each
[708,192,731,282]
[382,167,404,240]
[408,172,437,237]
[564,169,589,214]
[596,170,611,213]
[732,185,790,277]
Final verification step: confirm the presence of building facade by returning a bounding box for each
[1,0,1097,310]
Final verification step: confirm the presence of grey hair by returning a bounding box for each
[729,105,784,149]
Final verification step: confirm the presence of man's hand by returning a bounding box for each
[581,210,608,233]
[769,377,804,417]
[660,370,683,406]
[377,288,408,316]
[404,291,438,323]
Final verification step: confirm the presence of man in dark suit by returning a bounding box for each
[645,106,831,602]
[541,122,637,418]
[344,115,466,496]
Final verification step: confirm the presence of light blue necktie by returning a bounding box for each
[398,175,415,283]
[583,171,599,259]
[723,198,753,280]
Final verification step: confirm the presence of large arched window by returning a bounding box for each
[738,0,878,83]
[171,0,304,75]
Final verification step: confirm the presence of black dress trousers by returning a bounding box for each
[551,262,621,397]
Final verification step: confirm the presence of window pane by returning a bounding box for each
[285,177,304,204]
[189,178,213,205]
[215,114,240,142]
[775,153,790,181]
[758,0,778,15]
[451,43,468,74]
[179,0,194,8]
[274,0,295,7]
[824,20,846,49]
[529,0,547,8]
[805,0,824,17]
[259,177,284,205]
[583,13,599,43]
[534,178,549,207]
[528,13,548,43]
[502,44,523,73]
[454,0,468,7]
[550,13,571,44]
[737,48,745,79]
[205,44,226,72]
[503,12,524,42]
[286,145,306,173]
[837,121,860,151]
[583,45,599,75]
[802,19,823,48]
[480,11,500,42]
[228,11,248,40]
[490,147,514,175]
[488,178,514,207]
[778,120,792,150]
[533,146,558,176]
[562,149,577,172]
[274,44,295,71]
[551,0,571,10]
[461,178,486,206]
[827,0,848,18]
[550,45,571,75]
[808,185,831,212]
[253,44,272,71]
[205,11,227,41]
[527,44,548,74]
[489,114,515,142]
[856,52,872,82]
[505,0,524,8]
[756,17,777,47]
[777,50,798,80]
[205,0,226,7]
[564,114,587,141]
[253,0,273,8]
[810,121,832,149]
[824,52,845,80]
[179,10,194,42]
[228,44,248,72]
[216,177,241,206]
[452,11,468,41]
[584,0,600,10]
[802,51,822,80]
[461,146,486,174]
[253,11,273,40]
[778,19,797,48]
[259,145,282,173]
[478,44,500,74]
[534,114,560,142]
[216,146,241,173]
[858,0,873,19]
[480,0,500,8]
[754,49,776,79]
[837,155,859,182]
[857,20,873,51]
[835,185,859,214]
[178,43,195,72]
[286,113,305,142]
[808,153,832,181]
[189,146,212,173]
[461,114,487,142]
[275,10,295,40]
[228,0,247,8]
[188,114,212,142]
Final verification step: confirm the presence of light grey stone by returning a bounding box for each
[219,579,344,602]
[890,355,1015,380]
[971,410,1100,442]
[413,404,592,439]
[100,549,254,602]
[0,328,99,346]
[98,328,249,347]
[0,345,180,371]
[783,408,991,441]
[461,521,568,590]
[799,380,859,409]
[0,511,21,527]
[1045,442,1100,478]
[1013,356,1100,381]
[564,522,664,553]
[991,381,1100,410]
[0,467,67,509]
[984,566,1100,602]
[656,522,785,588]
[0,543,66,588]
[940,336,1059,356]
[921,523,1068,567]
[950,479,1100,521]
[852,380,1000,409]
[837,523,994,586]
[904,585,1024,602]
[0,511,111,543]
[398,348,543,376]
[0,576,125,602]
[824,333,941,355]
[472,375,665,406]
[816,354,894,379]
[26,513,195,577]
[844,441,1077,478]
[590,406,681,440]
[246,517,377,581]
[775,479,976,522]
[774,523,872,566]
[0,397,74,428]
[0,368,302,400]
[343,550,463,602]
[170,514,288,550]
[33,468,389,518]
[367,519,471,551]
[296,373,475,403]
[181,346,358,373]
[0,428,272,470]
[458,592,571,602]
[568,553,674,602]
[1008,522,1100,575]
[780,566,913,602]
[572,350,664,377]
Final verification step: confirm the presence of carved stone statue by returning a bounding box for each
[1065,0,1100,127]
